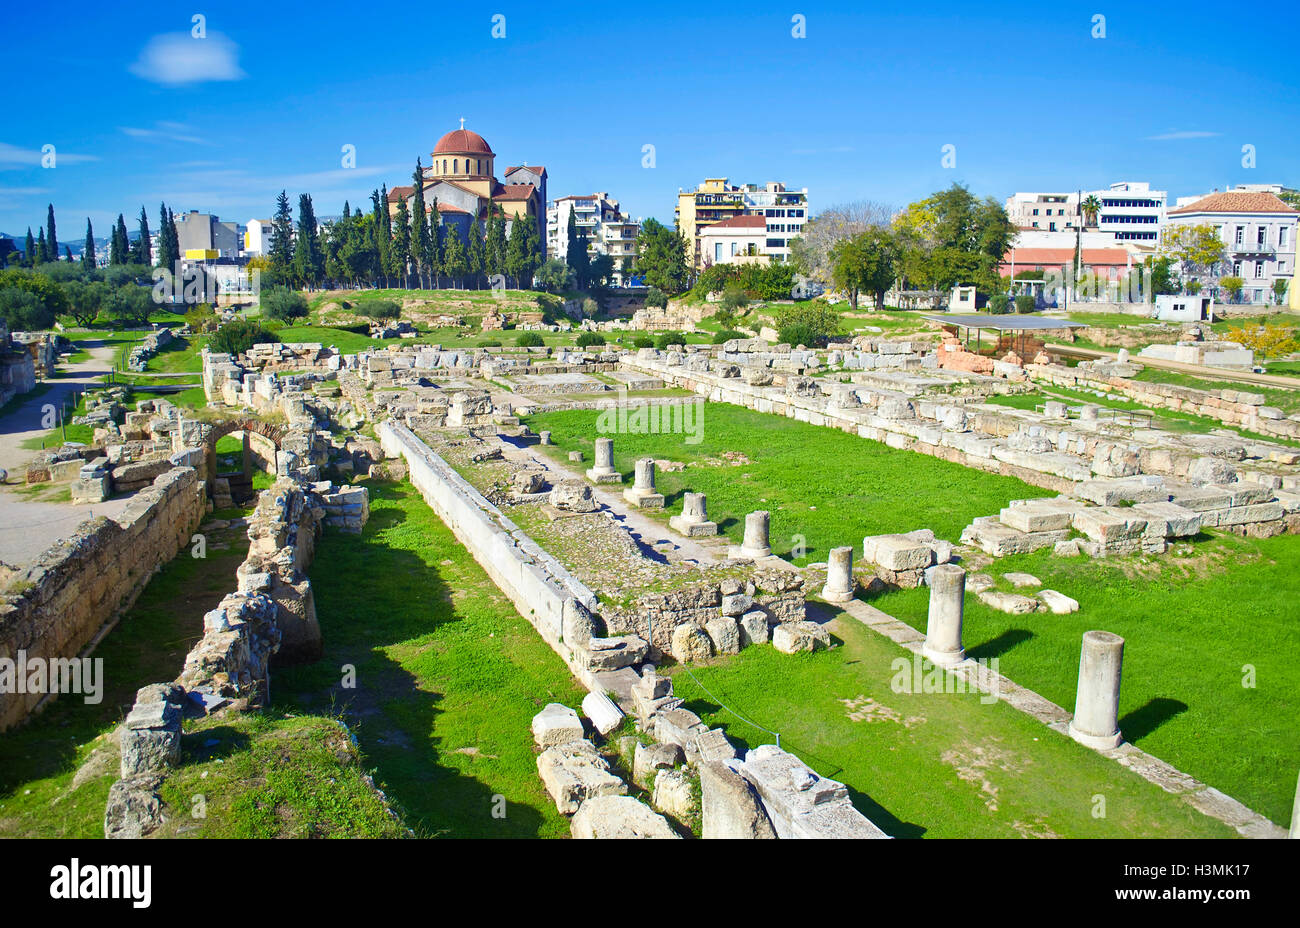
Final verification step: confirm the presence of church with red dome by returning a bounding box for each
[386,121,547,258]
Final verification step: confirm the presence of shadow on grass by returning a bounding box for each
[1120,697,1189,743]
[276,480,552,837]
[968,628,1034,662]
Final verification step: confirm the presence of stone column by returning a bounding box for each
[623,457,664,508]
[922,564,965,666]
[820,546,855,603]
[729,510,771,559]
[539,430,552,446]
[670,492,718,536]
[585,437,620,483]
[1068,630,1125,751]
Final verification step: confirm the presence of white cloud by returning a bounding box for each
[0,142,99,165]
[129,32,246,85]
[121,122,210,145]
[1145,130,1221,141]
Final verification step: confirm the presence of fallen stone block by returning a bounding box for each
[585,635,649,672]
[532,703,584,749]
[633,741,682,788]
[738,610,769,647]
[581,690,625,736]
[1039,589,1079,614]
[670,622,714,663]
[652,768,699,824]
[736,744,889,839]
[536,740,626,814]
[977,590,1043,614]
[704,616,741,655]
[1004,572,1041,588]
[772,621,830,654]
[700,761,776,839]
[571,795,679,839]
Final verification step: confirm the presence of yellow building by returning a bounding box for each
[675,178,809,269]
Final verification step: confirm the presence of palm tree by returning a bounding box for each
[1081,195,1102,228]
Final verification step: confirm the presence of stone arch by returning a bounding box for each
[203,418,288,497]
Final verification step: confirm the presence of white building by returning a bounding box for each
[546,193,641,286]
[1166,190,1298,303]
[1006,182,1167,243]
[243,218,273,257]
[698,215,769,265]
[741,182,808,263]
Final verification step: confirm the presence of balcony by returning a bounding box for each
[1232,241,1276,256]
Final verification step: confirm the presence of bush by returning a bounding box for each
[184,303,219,333]
[712,329,745,344]
[210,319,278,356]
[645,287,668,309]
[1014,294,1036,314]
[773,301,841,347]
[479,339,502,348]
[575,332,606,348]
[655,331,686,349]
[988,294,1011,315]
[261,287,309,322]
[0,287,55,331]
[632,335,655,349]
[354,299,400,320]
[1229,322,1299,358]
[516,331,545,348]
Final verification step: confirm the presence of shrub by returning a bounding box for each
[516,331,545,348]
[655,331,686,349]
[210,319,278,356]
[261,287,309,321]
[575,332,606,348]
[988,294,1011,315]
[479,339,502,348]
[773,301,840,347]
[632,335,655,349]
[0,288,55,331]
[184,303,219,333]
[1013,294,1036,314]
[712,329,745,344]
[1229,322,1299,358]
[645,287,668,309]
[354,299,400,320]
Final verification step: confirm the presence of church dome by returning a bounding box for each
[433,128,493,155]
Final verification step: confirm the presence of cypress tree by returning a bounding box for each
[155,202,173,270]
[442,225,467,289]
[46,204,58,264]
[505,217,527,288]
[24,228,34,267]
[522,216,542,288]
[293,193,324,288]
[391,196,411,287]
[269,190,294,273]
[135,206,152,266]
[83,219,96,268]
[410,160,430,288]
[36,227,47,264]
[113,214,129,265]
[466,219,485,288]
[64,245,73,262]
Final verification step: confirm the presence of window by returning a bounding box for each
[730,243,737,257]
[1279,227,1290,247]
[1032,209,1039,216]
[715,243,723,261]
[1257,226,1267,245]
[1255,260,1265,277]
[1233,261,1241,275]
[1235,226,1244,244]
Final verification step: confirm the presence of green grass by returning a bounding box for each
[671,614,1233,837]
[523,403,1052,562]
[276,479,587,838]
[870,532,1300,826]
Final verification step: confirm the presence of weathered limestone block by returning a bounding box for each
[104,775,164,839]
[653,768,699,824]
[1131,501,1201,538]
[550,481,598,513]
[536,740,626,814]
[655,708,707,753]
[999,497,1078,533]
[738,610,770,647]
[562,598,597,648]
[532,703,584,749]
[736,744,889,839]
[863,534,933,571]
[772,621,831,654]
[633,741,682,788]
[670,622,714,662]
[1039,589,1080,614]
[694,726,738,762]
[704,615,741,655]
[570,795,679,839]
[581,690,625,735]
[700,760,777,839]
[585,635,649,672]
[977,590,1044,614]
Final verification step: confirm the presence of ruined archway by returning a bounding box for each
[202,418,288,504]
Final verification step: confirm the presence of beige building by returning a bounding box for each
[675,178,808,270]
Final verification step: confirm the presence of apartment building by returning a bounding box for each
[1005,182,1167,243]
[546,192,641,286]
[1167,190,1298,302]
[174,210,241,258]
[675,178,808,269]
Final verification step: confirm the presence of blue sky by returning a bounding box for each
[2,0,1297,238]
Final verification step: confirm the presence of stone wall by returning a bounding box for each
[1029,362,1300,442]
[0,465,206,731]
[377,420,602,685]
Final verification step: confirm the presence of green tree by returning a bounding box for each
[1161,224,1227,293]
[63,278,107,326]
[391,196,411,287]
[442,225,468,288]
[24,228,35,267]
[36,227,48,265]
[633,219,689,294]
[210,319,279,355]
[534,257,575,293]
[410,162,432,288]
[589,252,614,288]
[1081,195,1102,227]
[773,301,841,347]
[371,186,391,286]
[261,286,309,321]
[504,216,529,289]
[1218,275,1245,302]
[0,288,54,330]
[46,204,58,264]
[486,204,507,280]
[466,221,486,287]
[293,194,325,288]
[134,206,151,266]
[269,190,294,273]
[81,219,95,269]
[111,214,129,265]
[106,284,153,326]
[645,287,668,309]
[831,227,900,311]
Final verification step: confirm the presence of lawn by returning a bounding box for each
[19,382,209,451]
[276,478,588,838]
[870,531,1300,826]
[670,613,1233,837]
[523,403,1053,562]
